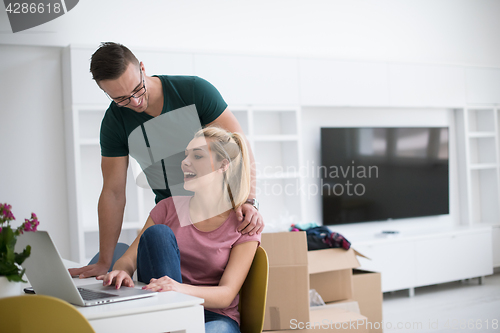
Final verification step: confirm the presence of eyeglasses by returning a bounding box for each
[106,69,146,107]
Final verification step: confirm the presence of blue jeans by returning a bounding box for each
[137,224,183,283]
[137,224,240,333]
[204,310,240,333]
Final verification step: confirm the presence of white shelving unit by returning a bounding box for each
[61,44,500,270]
[66,105,155,263]
[62,45,166,263]
[456,106,500,226]
[65,103,306,262]
[231,105,306,232]
[62,46,307,262]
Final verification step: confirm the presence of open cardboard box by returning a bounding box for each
[261,231,372,331]
[308,247,368,303]
[308,247,383,332]
[265,306,369,333]
[261,231,310,331]
[352,269,383,333]
[311,298,361,314]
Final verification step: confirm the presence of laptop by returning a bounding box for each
[15,231,156,306]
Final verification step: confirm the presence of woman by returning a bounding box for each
[97,126,260,333]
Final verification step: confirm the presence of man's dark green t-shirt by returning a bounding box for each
[99,75,228,203]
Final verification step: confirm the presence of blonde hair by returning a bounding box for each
[194,126,251,209]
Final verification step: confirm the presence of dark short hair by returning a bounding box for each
[90,42,139,82]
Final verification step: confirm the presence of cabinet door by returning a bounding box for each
[299,59,389,106]
[466,68,500,104]
[493,227,500,268]
[194,54,299,105]
[389,64,465,106]
[69,47,109,105]
[133,50,194,76]
[355,241,416,292]
[415,231,493,286]
[68,47,194,105]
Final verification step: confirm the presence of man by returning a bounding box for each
[70,42,263,278]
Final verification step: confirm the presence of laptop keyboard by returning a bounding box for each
[78,287,118,301]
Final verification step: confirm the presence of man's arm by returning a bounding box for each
[68,156,129,278]
[208,108,264,235]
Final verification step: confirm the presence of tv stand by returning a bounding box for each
[349,225,493,296]
[376,230,400,238]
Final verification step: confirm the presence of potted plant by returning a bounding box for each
[0,203,40,298]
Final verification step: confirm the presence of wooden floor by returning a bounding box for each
[382,272,500,332]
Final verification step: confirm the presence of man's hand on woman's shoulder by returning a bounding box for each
[236,203,264,236]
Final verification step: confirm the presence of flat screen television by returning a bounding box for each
[321,127,449,225]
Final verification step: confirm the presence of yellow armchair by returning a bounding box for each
[238,246,269,333]
[0,294,95,333]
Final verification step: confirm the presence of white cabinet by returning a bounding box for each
[353,227,493,293]
[415,231,493,286]
[493,226,500,268]
[465,68,500,104]
[355,241,417,292]
[231,105,305,231]
[66,47,108,105]
[74,106,149,234]
[63,103,151,263]
[134,50,194,76]
[194,54,300,105]
[299,58,389,106]
[388,64,465,107]
[456,107,500,225]
[299,60,467,107]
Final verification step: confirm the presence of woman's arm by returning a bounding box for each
[96,217,155,288]
[145,241,259,308]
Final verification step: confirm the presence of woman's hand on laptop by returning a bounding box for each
[143,275,181,293]
[96,270,135,289]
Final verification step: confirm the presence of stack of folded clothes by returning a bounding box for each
[290,222,351,251]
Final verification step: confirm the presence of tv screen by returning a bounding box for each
[321,127,449,225]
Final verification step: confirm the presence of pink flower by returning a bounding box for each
[22,214,39,233]
[0,203,15,221]
[23,219,31,232]
[0,204,39,282]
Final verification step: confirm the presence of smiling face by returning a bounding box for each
[98,62,149,113]
[181,137,228,193]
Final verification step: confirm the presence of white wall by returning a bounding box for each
[0,45,70,256]
[1,0,500,68]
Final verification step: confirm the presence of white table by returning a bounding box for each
[71,277,205,333]
[22,260,206,333]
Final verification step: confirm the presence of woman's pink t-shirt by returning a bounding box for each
[149,196,261,325]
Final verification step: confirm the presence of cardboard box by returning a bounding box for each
[262,232,377,332]
[266,306,369,333]
[352,269,383,333]
[311,299,361,314]
[308,248,362,303]
[261,231,310,331]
